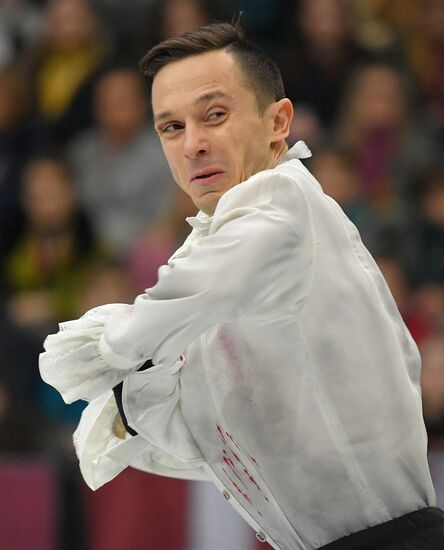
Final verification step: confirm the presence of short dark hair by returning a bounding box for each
[139,22,285,112]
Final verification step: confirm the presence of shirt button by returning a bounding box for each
[222,489,231,500]
[256,531,267,542]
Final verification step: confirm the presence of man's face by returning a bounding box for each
[152,50,276,214]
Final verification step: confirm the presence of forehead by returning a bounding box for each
[152,49,253,117]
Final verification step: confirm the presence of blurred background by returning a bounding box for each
[0,0,443,548]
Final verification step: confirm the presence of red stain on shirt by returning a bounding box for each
[217,424,271,510]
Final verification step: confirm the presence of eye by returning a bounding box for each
[162,122,184,133]
[207,111,226,122]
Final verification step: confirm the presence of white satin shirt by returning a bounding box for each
[40,142,436,550]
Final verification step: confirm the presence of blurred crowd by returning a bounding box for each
[0,0,443,549]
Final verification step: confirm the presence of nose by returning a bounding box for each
[183,124,209,160]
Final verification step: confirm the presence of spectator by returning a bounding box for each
[25,0,111,144]
[0,154,102,331]
[334,62,438,213]
[280,0,371,128]
[69,67,173,257]
[0,65,36,231]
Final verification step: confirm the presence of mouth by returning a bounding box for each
[191,168,225,185]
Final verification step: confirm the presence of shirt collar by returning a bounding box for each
[186,141,312,229]
[186,210,213,230]
[278,140,312,164]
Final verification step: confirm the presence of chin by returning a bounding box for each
[197,191,225,214]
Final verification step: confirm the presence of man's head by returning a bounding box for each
[140,23,293,214]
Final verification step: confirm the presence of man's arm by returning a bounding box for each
[40,172,311,403]
[99,172,312,371]
[74,388,208,490]
[40,171,312,489]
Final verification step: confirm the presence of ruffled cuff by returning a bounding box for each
[74,390,207,490]
[39,304,144,404]
[73,391,150,489]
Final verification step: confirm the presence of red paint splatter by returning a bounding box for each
[244,468,262,492]
[231,450,241,462]
[222,450,235,469]
[216,424,227,445]
[222,467,252,504]
[249,455,259,466]
[223,455,247,489]
[226,431,241,450]
[217,425,271,508]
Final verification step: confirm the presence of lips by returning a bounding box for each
[191,167,224,182]
[194,171,220,180]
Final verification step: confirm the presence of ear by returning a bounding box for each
[268,98,293,144]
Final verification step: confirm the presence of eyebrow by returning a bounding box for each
[154,90,233,124]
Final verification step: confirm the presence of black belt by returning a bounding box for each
[318,506,444,550]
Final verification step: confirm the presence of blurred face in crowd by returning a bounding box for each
[299,0,348,48]
[152,49,292,215]
[22,159,75,231]
[162,0,209,39]
[348,65,407,131]
[46,0,97,50]
[95,70,147,143]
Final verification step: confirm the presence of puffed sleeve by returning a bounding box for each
[39,304,144,404]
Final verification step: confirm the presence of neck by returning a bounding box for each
[271,141,289,168]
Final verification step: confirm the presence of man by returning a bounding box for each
[40,23,444,550]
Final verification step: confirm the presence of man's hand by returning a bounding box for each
[112,412,127,439]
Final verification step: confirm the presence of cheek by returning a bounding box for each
[161,144,183,180]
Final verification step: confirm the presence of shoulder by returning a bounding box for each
[215,162,309,217]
